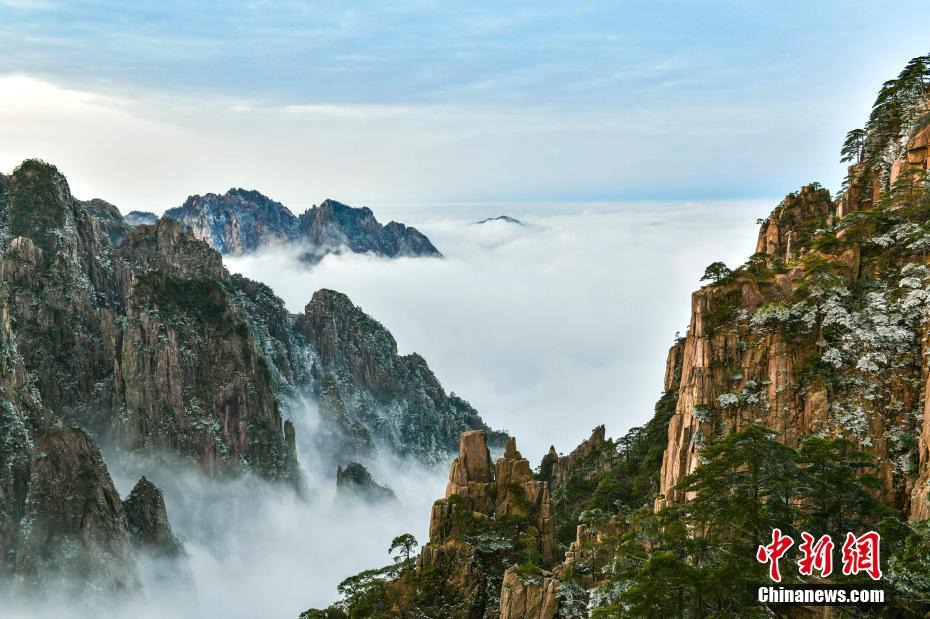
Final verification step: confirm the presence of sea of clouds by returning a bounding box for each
[227,200,768,462]
[0,200,772,619]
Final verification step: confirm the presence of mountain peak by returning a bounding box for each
[476,215,524,226]
[163,191,440,260]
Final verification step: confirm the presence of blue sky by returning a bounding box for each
[1,1,929,209]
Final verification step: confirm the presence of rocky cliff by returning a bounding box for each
[14,425,140,596]
[0,162,301,483]
[302,55,930,618]
[657,176,930,520]
[302,430,617,618]
[295,199,441,261]
[0,158,495,597]
[122,476,184,557]
[0,160,490,477]
[296,289,506,463]
[161,189,441,261]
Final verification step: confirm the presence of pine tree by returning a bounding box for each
[840,128,867,163]
[795,436,890,535]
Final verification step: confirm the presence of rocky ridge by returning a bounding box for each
[161,189,441,261]
[335,462,396,503]
[0,159,499,597]
[296,289,507,463]
[417,432,556,617]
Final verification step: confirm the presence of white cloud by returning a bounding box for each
[0,72,844,216]
[0,401,448,618]
[225,201,766,462]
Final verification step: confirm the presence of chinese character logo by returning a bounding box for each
[798,532,834,577]
[756,528,794,582]
[757,529,881,582]
[841,531,882,581]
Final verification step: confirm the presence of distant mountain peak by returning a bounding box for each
[476,215,524,226]
[124,210,159,227]
[162,191,440,260]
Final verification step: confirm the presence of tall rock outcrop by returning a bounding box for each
[111,220,301,481]
[545,425,617,496]
[296,290,506,463]
[335,462,396,503]
[302,430,604,618]
[754,184,834,262]
[122,476,184,557]
[0,161,296,485]
[14,425,140,595]
[499,566,559,619]
[657,179,930,519]
[162,190,441,261]
[418,432,556,616]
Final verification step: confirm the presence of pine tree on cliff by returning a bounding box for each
[840,128,866,163]
[389,533,418,564]
[700,260,732,283]
[862,53,930,168]
[795,436,890,534]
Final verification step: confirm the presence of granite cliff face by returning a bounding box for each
[0,162,300,484]
[654,63,930,519]
[13,425,140,596]
[0,160,486,480]
[161,189,441,261]
[296,289,506,463]
[416,432,555,617]
[122,477,184,557]
[303,56,930,618]
[0,159,497,597]
[657,176,930,520]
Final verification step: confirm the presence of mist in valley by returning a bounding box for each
[226,201,768,462]
[0,201,768,618]
[0,398,448,619]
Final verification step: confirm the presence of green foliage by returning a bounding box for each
[135,272,229,325]
[388,533,418,563]
[593,424,910,615]
[840,128,867,163]
[513,560,543,584]
[298,608,347,619]
[535,448,558,484]
[551,387,679,545]
[700,261,732,283]
[703,287,743,335]
[880,518,930,608]
[796,436,892,534]
[334,564,398,617]
[863,54,930,167]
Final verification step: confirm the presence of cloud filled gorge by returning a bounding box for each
[0,443,448,619]
[226,200,768,463]
[0,201,766,619]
